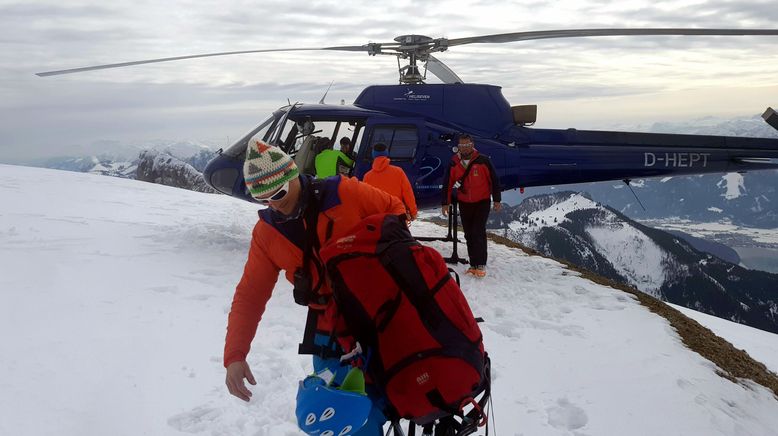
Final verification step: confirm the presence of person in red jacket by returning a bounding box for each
[441,134,501,277]
[224,140,405,435]
[363,142,418,221]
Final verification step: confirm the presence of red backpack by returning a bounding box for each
[319,213,489,429]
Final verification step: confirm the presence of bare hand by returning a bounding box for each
[226,360,256,402]
[441,205,449,216]
[493,202,502,212]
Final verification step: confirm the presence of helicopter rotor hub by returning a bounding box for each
[388,35,449,84]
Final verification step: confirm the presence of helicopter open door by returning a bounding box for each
[354,118,427,182]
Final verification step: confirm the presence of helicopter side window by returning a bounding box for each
[369,126,418,161]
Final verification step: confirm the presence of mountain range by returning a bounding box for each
[487,191,778,333]
[14,140,217,192]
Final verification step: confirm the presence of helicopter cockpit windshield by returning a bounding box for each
[204,105,295,200]
[221,105,294,159]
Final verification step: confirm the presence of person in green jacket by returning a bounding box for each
[315,137,355,178]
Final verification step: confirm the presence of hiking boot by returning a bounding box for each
[465,267,478,276]
[472,265,486,278]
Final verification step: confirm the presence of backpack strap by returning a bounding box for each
[295,180,341,359]
[293,180,326,306]
[297,307,342,359]
[453,156,476,193]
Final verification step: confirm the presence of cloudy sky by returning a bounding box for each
[1,0,777,162]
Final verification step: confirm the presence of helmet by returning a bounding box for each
[295,367,372,436]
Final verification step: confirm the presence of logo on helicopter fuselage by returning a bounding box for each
[393,88,431,101]
[644,152,710,168]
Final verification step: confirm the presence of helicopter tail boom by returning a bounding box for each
[505,125,778,190]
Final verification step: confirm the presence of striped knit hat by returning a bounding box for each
[243,140,299,198]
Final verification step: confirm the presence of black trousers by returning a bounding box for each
[458,199,491,267]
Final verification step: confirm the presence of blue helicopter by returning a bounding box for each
[37,29,778,209]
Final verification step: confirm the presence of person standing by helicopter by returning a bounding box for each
[224,139,406,435]
[442,134,501,278]
[363,142,418,222]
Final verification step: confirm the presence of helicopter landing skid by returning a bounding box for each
[415,202,469,265]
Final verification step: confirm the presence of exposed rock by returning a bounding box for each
[136,149,215,193]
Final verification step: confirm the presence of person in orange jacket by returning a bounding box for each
[442,134,501,278]
[224,140,405,435]
[363,143,418,221]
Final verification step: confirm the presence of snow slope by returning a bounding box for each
[2,164,778,436]
[586,219,667,296]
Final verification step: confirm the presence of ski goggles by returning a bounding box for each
[257,180,291,205]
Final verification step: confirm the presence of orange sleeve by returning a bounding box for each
[224,220,281,367]
[342,175,406,217]
[399,169,417,218]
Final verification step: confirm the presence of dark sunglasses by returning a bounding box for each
[257,180,290,205]
[458,142,474,148]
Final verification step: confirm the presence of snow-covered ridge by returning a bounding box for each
[508,193,598,232]
[492,191,778,334]
[2,165,778,435]
[504,192,669,296]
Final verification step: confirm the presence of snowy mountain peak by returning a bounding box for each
[507,191,598,232]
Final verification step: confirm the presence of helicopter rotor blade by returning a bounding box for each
[35,28,778,82]
[35,45,370,77]
[445,28,778,47]
[426,55,463,84]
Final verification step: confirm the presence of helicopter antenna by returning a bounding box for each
[623,179,647,211]
[287,98,291,105]
[318,81,334,104]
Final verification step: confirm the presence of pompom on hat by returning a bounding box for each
[243,140,299,199]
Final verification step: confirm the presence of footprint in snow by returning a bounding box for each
[148,285,178,294]
[546,398,588,430]
[167,406,222,432]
